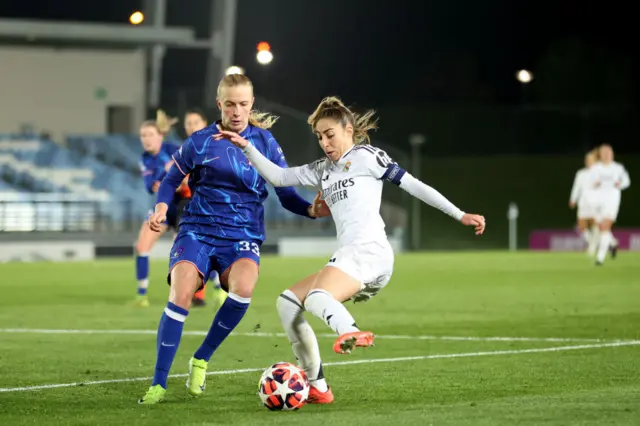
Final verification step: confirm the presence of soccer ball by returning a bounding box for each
[258,362,310,411]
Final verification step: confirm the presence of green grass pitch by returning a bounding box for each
[0,252,639,425]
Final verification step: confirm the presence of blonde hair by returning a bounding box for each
[217,74,278,130]
[155,109,178,134]
[588,147,600,161]
[307,96,378,145]
[140,120,162,134]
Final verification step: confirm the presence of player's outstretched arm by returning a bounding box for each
[618,166,630,190]
[214,130,307,187]
[398,172,486,235]
[569,170,582,208]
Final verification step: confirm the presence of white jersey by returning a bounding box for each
[589,161,630,201]
[289,146,397,246]
[569,167,597,206]
[242,143,465,249]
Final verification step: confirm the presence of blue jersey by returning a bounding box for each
[156,123,312,242]
[140,142,180,195]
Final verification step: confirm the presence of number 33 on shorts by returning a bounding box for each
[238,241,260,256]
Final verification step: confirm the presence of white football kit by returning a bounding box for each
[588,161,630,222]
[569,167,598,219]
[243,143,465,302]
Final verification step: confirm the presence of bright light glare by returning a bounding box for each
[516,69,533,84]
[225,66,245,76]
[256,50,273,65]
[257,41,271,52]
[129,11,145,25]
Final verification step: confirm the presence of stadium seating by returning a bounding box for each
[0,136,322,229]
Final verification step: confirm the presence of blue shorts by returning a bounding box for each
[167,231,261,289]
[147,201,180,230]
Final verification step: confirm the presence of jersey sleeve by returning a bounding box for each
[361,146,406,185]
[619,164,631,190]
[139,157,156,194]
[398,172,465,221]
[164,142,180,157]
[243,143,323,189]
[569,170,583,203]
[264,136,314,217]
[171,137,198,175]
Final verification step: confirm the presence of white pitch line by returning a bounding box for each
[0,328,627,343]
[0,340,638,394]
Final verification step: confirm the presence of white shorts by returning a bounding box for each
[577,201,596,220]
[594,198,621,222]
[325,240,394,303]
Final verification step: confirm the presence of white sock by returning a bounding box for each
[610,235,619,247]
[581,229,591,244]
[587,226,600,256]
[590,225,600,244]
[597,231,612,263]
[304,289,360,336]
[138,279,149,290]
[276,290,327,391]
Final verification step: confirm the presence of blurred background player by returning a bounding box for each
[134,119,190,307]
[569,149,600,256]
[218,96,485,403]
[590,144,630,265]
[183,108,225,309]
[138,74,329,405]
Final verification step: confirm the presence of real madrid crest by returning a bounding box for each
[343,161,351,172]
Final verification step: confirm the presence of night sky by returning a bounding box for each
[1,0,637,111]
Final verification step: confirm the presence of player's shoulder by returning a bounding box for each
[351,144,387,156]
[183,125,218,151]
[350,144,397,169]
[249,125,275,140]
[613,161,626,170]
[308,157,330,172]
[162,141,180,152]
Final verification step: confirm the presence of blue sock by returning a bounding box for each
[193,293,250,361]
[152,302,189,388]
[136,254,149,295]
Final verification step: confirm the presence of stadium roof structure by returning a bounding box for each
[0,18,207,48]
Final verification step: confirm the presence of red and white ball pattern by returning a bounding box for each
[258,362,310,411]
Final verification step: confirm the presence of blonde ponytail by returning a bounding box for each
[307,96,378,145]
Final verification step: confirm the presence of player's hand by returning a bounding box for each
[152,181,161,193]
[309,191,330,218]
[214,130,249,148]
[569,201,576,209]
[593,181,601,188]
[149,203,169,232]
[615,181,621,188]
[461,213,485,235]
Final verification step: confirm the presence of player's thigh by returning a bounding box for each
[168,232,213,306]
[217,240,261,298]
[287,272,320,304]
[310,265,361,303]
[311,242,395,303]
[169,262,202,309]
[577,218,589,231]
[136,220,167,252]
[598,202,619,230]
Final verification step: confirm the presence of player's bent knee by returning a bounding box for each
[169,262,202,308]
[226,260,259,299]
[276,290,304,321]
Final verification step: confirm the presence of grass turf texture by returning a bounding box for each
[0,252,639,425]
